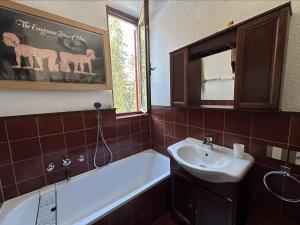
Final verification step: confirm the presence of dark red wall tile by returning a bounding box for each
[118,136,131,151]
[188,127,203,140]
[290,113,300,146]
[0,119,7,142]
[46,169,66,185]
[131,144,142,155]
[251,138,287,168]
[155,132,165,147]
[203,129,223,146]
[188,109,203,128]
[142,131,150,143]
[174,108,187,125]
[142,142,151,151]
[119,149,131,160]
[133,212,150,225]
[164,122,174,137]
[65,130,85,149]
[204,111,224,131]
[14,157,44,182]
[63,112,84,132]
[101,110,116,126]
[105,139,118,155]
[131,133,142,147]
[132,192,149,219]
[6,116,38,141]
[149,179,171,223]
[164,108,174,122]
[2,184,18,200]
[10,138,41,162]
[40,134,65,155]
[0,142,11,165]
[224,111,251,136]
[37,114,63,136]
[85,128,98,145]
[152,107,164,121]
[84,111,98,129]
[130,120,141,134]
[141,119,150,132]
[70,162,89,177]
[175,124,187,140]
[117,122,130,137]
[17,175,46,195]
[165,136,175,149]
[154,120,164,134]
[252,112,290,143]
[0,164,15,186]
[223,133,250,152]
[102,125,117,140]
[87,143,104,160]
[110,202,132,225]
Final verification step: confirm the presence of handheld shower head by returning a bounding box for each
[94,102,102,110]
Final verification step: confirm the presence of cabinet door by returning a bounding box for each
[170,48,188,106]
[234,7,290,109]
[195,186,233,225]
[172,172,194,225]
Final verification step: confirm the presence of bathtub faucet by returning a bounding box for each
[62,158,72,181]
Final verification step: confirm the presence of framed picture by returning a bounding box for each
[0,1,112,91]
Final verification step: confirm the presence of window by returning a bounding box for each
[107,4,149,114]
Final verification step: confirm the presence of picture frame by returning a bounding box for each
[0,0,112,91]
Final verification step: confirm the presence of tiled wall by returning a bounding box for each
[151,106,300,224]
[0,109,150,201]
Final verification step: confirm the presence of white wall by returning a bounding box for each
[0,1,113,117]
[149,0,300,112]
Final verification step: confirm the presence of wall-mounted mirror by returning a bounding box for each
[200,49,235,102]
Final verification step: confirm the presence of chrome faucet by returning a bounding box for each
[203,136,213,150]
[62,158,72,181]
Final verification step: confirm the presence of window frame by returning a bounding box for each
[107,6,149,115]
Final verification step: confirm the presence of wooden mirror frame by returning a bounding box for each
[0,0,112,91]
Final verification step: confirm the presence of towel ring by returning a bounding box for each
[263,170,300,203]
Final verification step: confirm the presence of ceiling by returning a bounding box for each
[105,0,169,19]
[105,0,144,18]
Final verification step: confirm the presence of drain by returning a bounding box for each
[199,164,207,168]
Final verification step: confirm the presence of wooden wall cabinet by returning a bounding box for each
[234,7,290,109]
[170,3,291,110]
[170,49,202,107]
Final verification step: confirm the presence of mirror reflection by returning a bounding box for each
[201,49,235,101]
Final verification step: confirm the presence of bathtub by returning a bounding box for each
[0,150,170,225]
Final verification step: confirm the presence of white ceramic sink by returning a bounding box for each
[168,138,254,183]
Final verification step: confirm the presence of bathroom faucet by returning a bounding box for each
[62,158,72,181]
[203,136,213,150]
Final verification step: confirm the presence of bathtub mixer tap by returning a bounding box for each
[62,157,72,181]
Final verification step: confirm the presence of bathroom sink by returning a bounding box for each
[168,138,254,183]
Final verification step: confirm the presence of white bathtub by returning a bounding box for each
[0,150,170,225]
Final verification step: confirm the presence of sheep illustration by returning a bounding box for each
[59,49,96,74]
[2,32,59,72]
